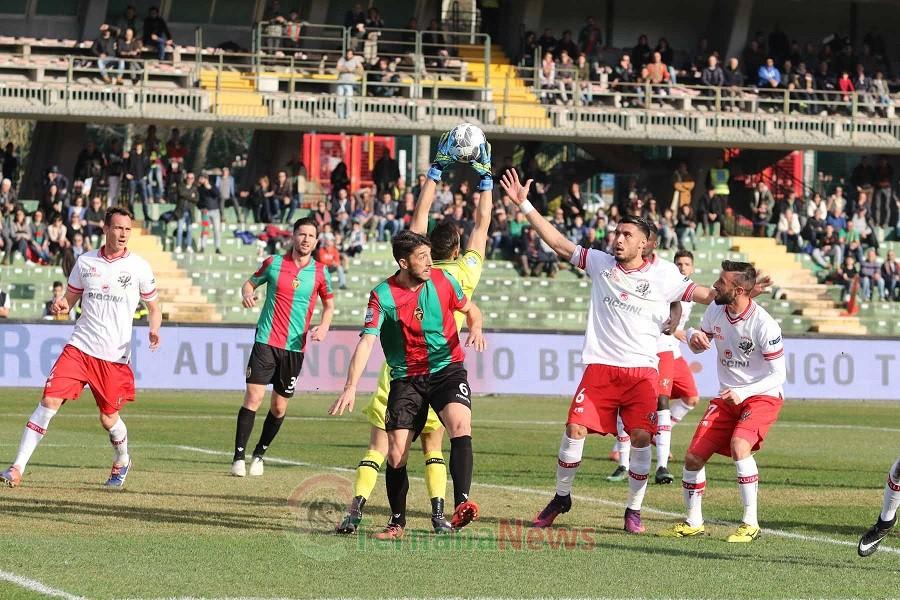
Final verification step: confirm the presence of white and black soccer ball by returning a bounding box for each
[447,123,486,163]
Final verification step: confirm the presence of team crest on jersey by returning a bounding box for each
[619,292,629,301]
[246,366,252,378]
[738,337,754,356]
[101,283,111,293]
[600,268,613,279]
[739,409,752,421]
[635,279,650,297]
[292,277,300,289]
[414,306,424,321]
[648,411,658,424]
[725,349,732,359]
[117,272,132,288]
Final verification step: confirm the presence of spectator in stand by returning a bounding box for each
[777,207,802,252]
[811,223,843,268]
[836,70,855,113]
[143,6,172,61]
[675,203,697,250]
[105,139,124,207]
[671,162,694,213]
[852,206,878,250]
[490,208,511,258]
[814,61,837,114]
[859,248,884,301]
[74,141,105,183]
[43,281,74,320]
[646,51,671,94]
[67,195,87,227]
[336,49,364,118]
[631,34,652,68]
[345,220,366,257]
[882,249,899,301]
[216,166,240,224]
[270,169,291,223]
[83,195,104,246]
[30,210,50,263]
[833,255,860,303]
[398,191,416,230]
[871,71,891,117]
[751,180,774,213]
[578,16,600,49]
[9,208,30,263]
[312,200,331,230]
[344,3,366,48]
[118,27,143,83]
[611,54,636,102]
[317,235,346,290]
[0,179,16,211]
[556,30,578,60]
[658,209,678,249]
[758,57,782,107]
[251,175,273,223]
[47,213,69,262]
[701,54,725,104]
[2,143,17,187]
[44,166,69,199]
[751,199,772,237]
[330,160,350,200]
[872,157,893,230]
[538,28,557,56]
[539,51,557,104]
[562,181,584,225]
[125,140,151,221]
[556,50,576,104]
[92,24,123,84]
[197,174,223,254]
[175,172,198,252]
[697,187,723,237]
[374,191,400,241]
[373,150,400,197]
[852,64,873,114]
[518,227,558,278]
[722,57,745,110]
[742,39,765,81]
[367,57,400,97]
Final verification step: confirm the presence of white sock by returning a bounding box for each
[682,467,706,527]
[555,434,584,496]
[615,415,630,469]
[656,410,672,469]
[626,445,651,510]
[108,418,130,466]
[735,456,759,527]
[880,458,900,522]
[13,405,58,475]
[670,399,694,424]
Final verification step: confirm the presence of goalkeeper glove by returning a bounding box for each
[471,141,493,191]
[427,131,454,182]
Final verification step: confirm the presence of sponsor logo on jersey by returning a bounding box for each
[465,255,478,267]
[86,290,126,303]
[414,306,424,321]
[118,273,132,288]
[364,307,374,325]
[635,280,650,297]
[81,266,100,278]
[573,407,584,414]
[738,337,754,356]
[720,357,750,368]
[603,295,642,315]
[768,336,782,346]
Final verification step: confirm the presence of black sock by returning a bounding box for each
[234,406,256,461]
[252,411,285,457]
[385,464,409,527]
[449,435,473,507]
[431,497,445,518]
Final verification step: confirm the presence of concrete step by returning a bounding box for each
[809,322,869,335]
[799,307,846,317]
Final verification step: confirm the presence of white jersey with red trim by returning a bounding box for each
[698,300,786,402]
[657,300,693,358]
[570,246,696,369]
[65,247,158,364]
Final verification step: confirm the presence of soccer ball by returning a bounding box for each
[447,123,486,163]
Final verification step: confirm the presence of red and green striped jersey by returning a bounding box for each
[362,268,468,379]
[250,254,333,352]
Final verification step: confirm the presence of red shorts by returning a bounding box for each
[671,356,698,399]
[43,345,135,415]
[687,394,783,461]
[567,364,659,436]
[657,351,674,397]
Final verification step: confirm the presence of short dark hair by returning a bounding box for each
[429,222,460,261]
[618,214,652,239]
[52,280,63,288]
[104,206,133,225]
[392,230,431,263]
[292,216,318,233]
[721,260,757,291]
[674,249,694,262]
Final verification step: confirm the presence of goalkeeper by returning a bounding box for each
[335,133,494,534]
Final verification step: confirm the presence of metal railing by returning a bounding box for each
[0,53,897,151]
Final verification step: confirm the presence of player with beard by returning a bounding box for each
[499,169,732,534]
[329,231,486,539]
[231,217,334,477]
[659,260,785,542]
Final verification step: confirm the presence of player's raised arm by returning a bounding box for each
[500,169,576,261]
[466,141,494,256]
[329,333,377,415]
[456,299,486,352]
[411,132,455,234]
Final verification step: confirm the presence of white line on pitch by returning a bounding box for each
[174,445,899,556]
[0,568,87,600]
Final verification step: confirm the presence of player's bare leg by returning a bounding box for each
[658,450,708,538]
[247,391,290,476]
[337,426,388,534]
[533,423,584,527]
[727,437,761,543]
[607,414,629,482]
[440,403,478,529]
[624,428,653,533]
[1,397,63,488]
[231,383,267,476]
[654,395,674,484]
[375,428,415,540]
[858,457,900,557]
[421,427,452,532]
[100,409,132,488]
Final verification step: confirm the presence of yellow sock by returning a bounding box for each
[353,449,385,499]
[424,450,447,501]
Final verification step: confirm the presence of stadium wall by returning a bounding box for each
[2,323,899,400]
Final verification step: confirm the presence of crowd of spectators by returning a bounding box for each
[87,6,174,83]
[519,18,895,115]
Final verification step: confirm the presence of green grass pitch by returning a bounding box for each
[0,389,897,599]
